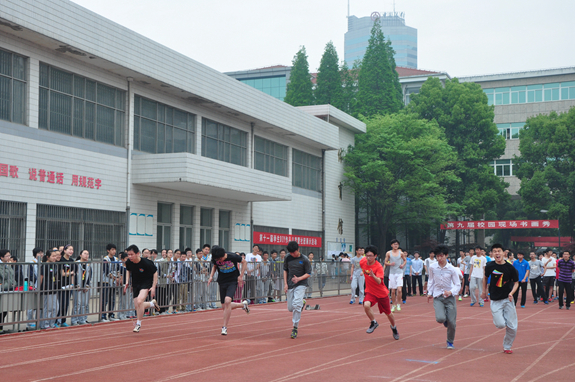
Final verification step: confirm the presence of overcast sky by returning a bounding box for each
[70,0,574,78]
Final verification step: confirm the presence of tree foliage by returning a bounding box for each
[355,18,403,118]
[408,77,508,219]
[516,108,575,238]
[339,60,359,115]
[284,46,314,107]
[314,41,342,108]
[343,113,457,250]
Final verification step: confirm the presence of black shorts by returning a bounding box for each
[543,276,555,287]
[219,282,238,304]
[425,275,429,282]
[133,284,152,298]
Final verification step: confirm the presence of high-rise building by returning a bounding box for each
[345,11,417,69]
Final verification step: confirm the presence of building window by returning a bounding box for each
[0,200,26,258]
[200,208,213,246]
[497,123,524,140]
[133,95,196,154]
[238,76,287,101]
[157,203,172,250]
[0,48,26,124]
[179,205,193,251]
[39,63,125,147]
[252,225,289,255]
[292,149,322,192]
[490,159,513,177]
[201,118,247,166]
[254,136,288,176]
[218,210,231,249]
[35,204,125,260]
[292,229,323,259]
[484,81,575,106]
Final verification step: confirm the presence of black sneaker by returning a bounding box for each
[366,321,379,334]
[291,327,298,339]
[391,325,399,340]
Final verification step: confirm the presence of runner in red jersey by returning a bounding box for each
[360,245,399,340]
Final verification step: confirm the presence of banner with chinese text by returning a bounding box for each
[441,220,559,230]
[253,231,322,247]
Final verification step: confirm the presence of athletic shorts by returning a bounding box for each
[364,292,391,315]
[388,274,403,289]
[425,275,429,282]
[133,283,152,298]
[543,276,555,287]
[219,282,238,304]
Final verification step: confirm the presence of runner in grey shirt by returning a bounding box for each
[284,241,311,339]
[528,252,546,304]
[349,247,365,304]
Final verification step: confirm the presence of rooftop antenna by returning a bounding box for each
[393,0,396,13]
[347,0,350,18]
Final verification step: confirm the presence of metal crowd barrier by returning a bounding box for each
[0,260,354,333]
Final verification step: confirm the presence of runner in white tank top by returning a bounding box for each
[384,240,406,313]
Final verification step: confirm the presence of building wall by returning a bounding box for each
[461,70,575,195]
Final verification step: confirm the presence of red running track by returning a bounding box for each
[0,295,573,381]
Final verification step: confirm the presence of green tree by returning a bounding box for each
[355,18,403,118]
[516,108,575,238]
[344,113,457,250]
[340,60,358,115]
[284,46,314,107]
[408,77,508,221]
[314,41,342,108]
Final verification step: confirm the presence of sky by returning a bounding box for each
[70,0,574,78]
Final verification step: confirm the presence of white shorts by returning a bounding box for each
[389,274,403,289]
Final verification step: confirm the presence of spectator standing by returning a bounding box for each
[175,250,190,312]
[39,250,60,329]
[512,252,530,308]
[246,244,262,304]
[411,252,424,296]
[424,251,437,294]
[117,252,134,320]
[402,252,413,303]
[201,245,218,309]
[349,247,365,304]
[193,248,208,310]
[469,250,486,307]
[528,251,546,304]
[72,249,91,325]
[557,251,575,310]
[101,244,119,322]
[0,250,17,332]
[261,251,273,302]
[541,249,557,302]
[306,252,315,299]
[26,247,43,329]
[315,255,328,297]
[270,250,282,302]
[57,244,75,327]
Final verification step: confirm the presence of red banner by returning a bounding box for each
[441,220,559,230]
[253,231,322,247]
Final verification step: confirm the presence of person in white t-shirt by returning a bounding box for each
[246,244,263,304]
[541,249,557,302]
[469,251,487,307]
[423,251,437,294]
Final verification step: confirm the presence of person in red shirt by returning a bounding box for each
[360,245,399,340]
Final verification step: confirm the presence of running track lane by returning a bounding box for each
[0,295,573,381]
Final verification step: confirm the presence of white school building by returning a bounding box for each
[0,0,365,261]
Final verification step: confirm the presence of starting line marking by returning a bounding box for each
[406,359,439,364]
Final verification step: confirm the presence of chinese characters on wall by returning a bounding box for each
[1,163,102,190]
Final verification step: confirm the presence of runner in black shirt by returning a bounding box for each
[208,246,249,335]
[123,244,160,333]
[482,243,519,354]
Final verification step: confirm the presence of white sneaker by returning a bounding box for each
[133,324,140,333]
[221,326,227,335]
[242,300,250,314]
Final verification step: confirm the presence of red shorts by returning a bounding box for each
[364,292,391,315]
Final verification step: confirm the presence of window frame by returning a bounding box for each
[0,48,27,125]
[253,135,288,176]
[292,149,322,192]
[201,118,247,166]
